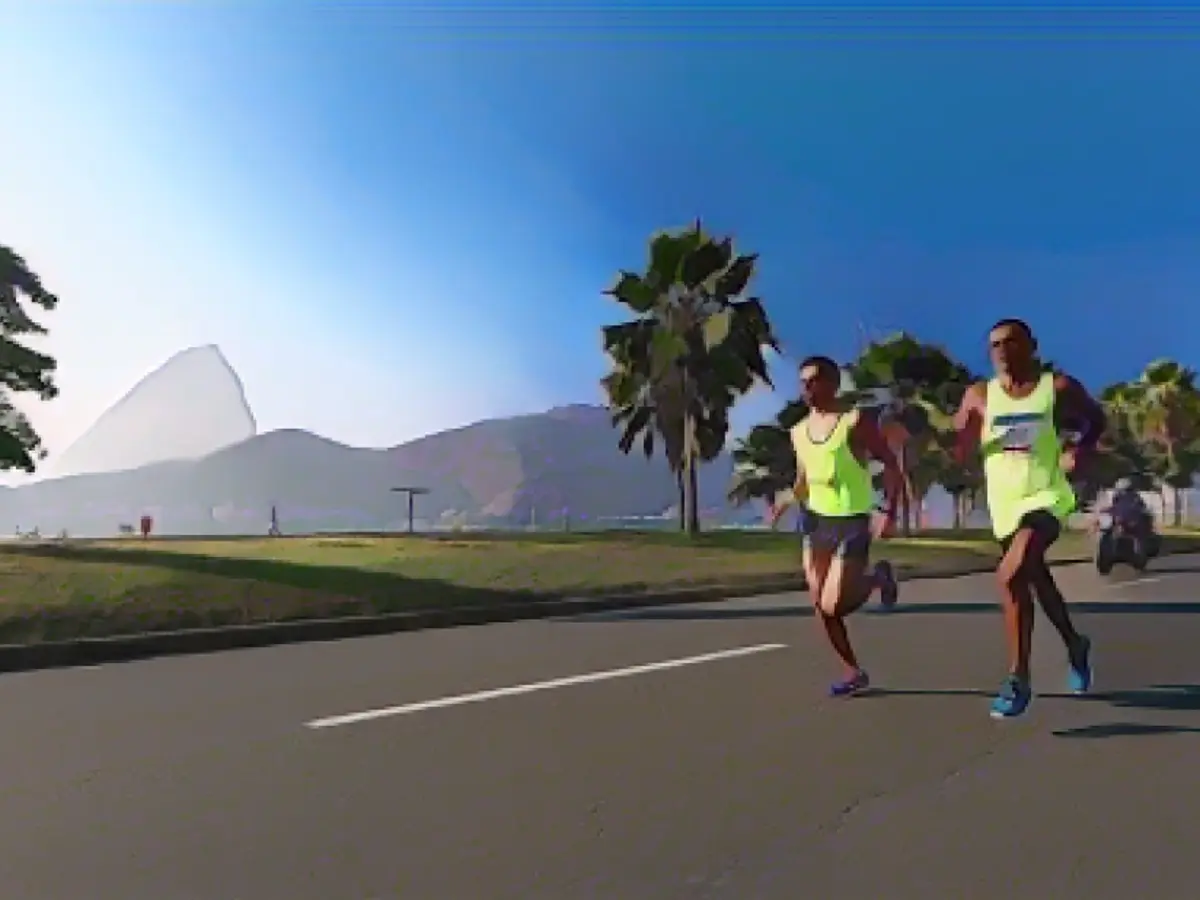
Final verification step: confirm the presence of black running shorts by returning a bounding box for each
[801,511,873,560]
[998,509,1062,553]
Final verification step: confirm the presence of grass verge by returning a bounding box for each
[0,528,1196,645]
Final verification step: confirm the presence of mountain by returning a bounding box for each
[0,404,740,538]
[386,403,736,527]
[49,345,256,477]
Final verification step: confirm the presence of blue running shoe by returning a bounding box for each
[990,675,1032,719]
[875,559,899,609]
[1068,635,1093,694]
[830,670,870,698]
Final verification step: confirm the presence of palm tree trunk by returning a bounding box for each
[912,489,928,531]
[691,460,700,532]
[676,469,686,531]
[680,371,700,537]
[687,457,700,534]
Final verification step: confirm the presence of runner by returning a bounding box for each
[954,318,1105,719]
[770,355,903,697]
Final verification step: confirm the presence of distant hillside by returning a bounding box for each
[387,404,734,526]
[0,405,740,537]
[1,429,470,537]
[49,345,256,477]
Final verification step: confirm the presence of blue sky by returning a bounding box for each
[4,2,1200,480]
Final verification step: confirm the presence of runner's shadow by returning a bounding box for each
[863,685,1200,706]
[1053,722,1200,738]
[856,687,993,699]
[1050,683,1200,712]
[1049,684,1200,739]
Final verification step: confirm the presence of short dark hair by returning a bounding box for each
[990,318,1034,341]
[798,355,840,381]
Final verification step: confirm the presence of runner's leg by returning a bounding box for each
[991,519,1039,717]
[1021,511,1093,692]
[816,520,878,694]
[804,542,853,670]
[820,556,878,619]
[1022,511,1079,644]
[816,517,890,616]
[996,524,1038,682]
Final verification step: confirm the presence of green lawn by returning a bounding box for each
[0,528,1194,644]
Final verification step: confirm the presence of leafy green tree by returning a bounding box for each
[845,333,976,533]
[1095,381,1156,496]
[1115,360,1200,524]
[898,428,984,529]
[0,245,59,471]
[601,222,778,535]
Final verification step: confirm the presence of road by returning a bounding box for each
[1,558,1198,899]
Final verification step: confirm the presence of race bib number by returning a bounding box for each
[994,414,1045,453]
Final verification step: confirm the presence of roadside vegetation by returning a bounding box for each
[2,529,1200,644]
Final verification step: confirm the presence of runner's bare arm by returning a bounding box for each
[792,456,809,507]
[767,453,807,526]
[1053,373,1107,452]
[954,382,986,466]
[853,410,904,521]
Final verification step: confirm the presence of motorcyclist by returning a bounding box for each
[1106,478,1152,532]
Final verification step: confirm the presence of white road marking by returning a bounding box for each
[305,643,788,729]
[1104,575,1172,589]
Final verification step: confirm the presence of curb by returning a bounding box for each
[0,551,1151,675]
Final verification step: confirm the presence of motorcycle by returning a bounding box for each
[1094,508,1160,575]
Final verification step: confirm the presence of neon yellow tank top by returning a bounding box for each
[790,410,875,517]
[982,372,1075,539]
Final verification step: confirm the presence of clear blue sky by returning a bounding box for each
[4,2,1200,474]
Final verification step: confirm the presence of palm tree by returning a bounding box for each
[601,222,779,535]
[1096,382,1154,493]
[1116,360,1200,525]
[603,338,728,530]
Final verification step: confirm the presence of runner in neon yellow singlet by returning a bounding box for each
[955,319,1106,719]
[769,355,905,697]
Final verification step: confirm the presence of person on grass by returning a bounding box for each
[954,318,1105,719]
[770,355,904,697]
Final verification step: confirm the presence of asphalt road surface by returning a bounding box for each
[3,557,1199,900]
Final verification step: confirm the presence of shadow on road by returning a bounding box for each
[855,683,1200,706]
[1050,684,1200,738]
[859,687,992,699]
[884,600,1200,616]
[1057,683,1200,712]
[864,684,1200,738]
[588,599,1200,623]
[576,562,1200,623]
[1053,722,1200,738]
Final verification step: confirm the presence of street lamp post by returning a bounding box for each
[391,486,430,534]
